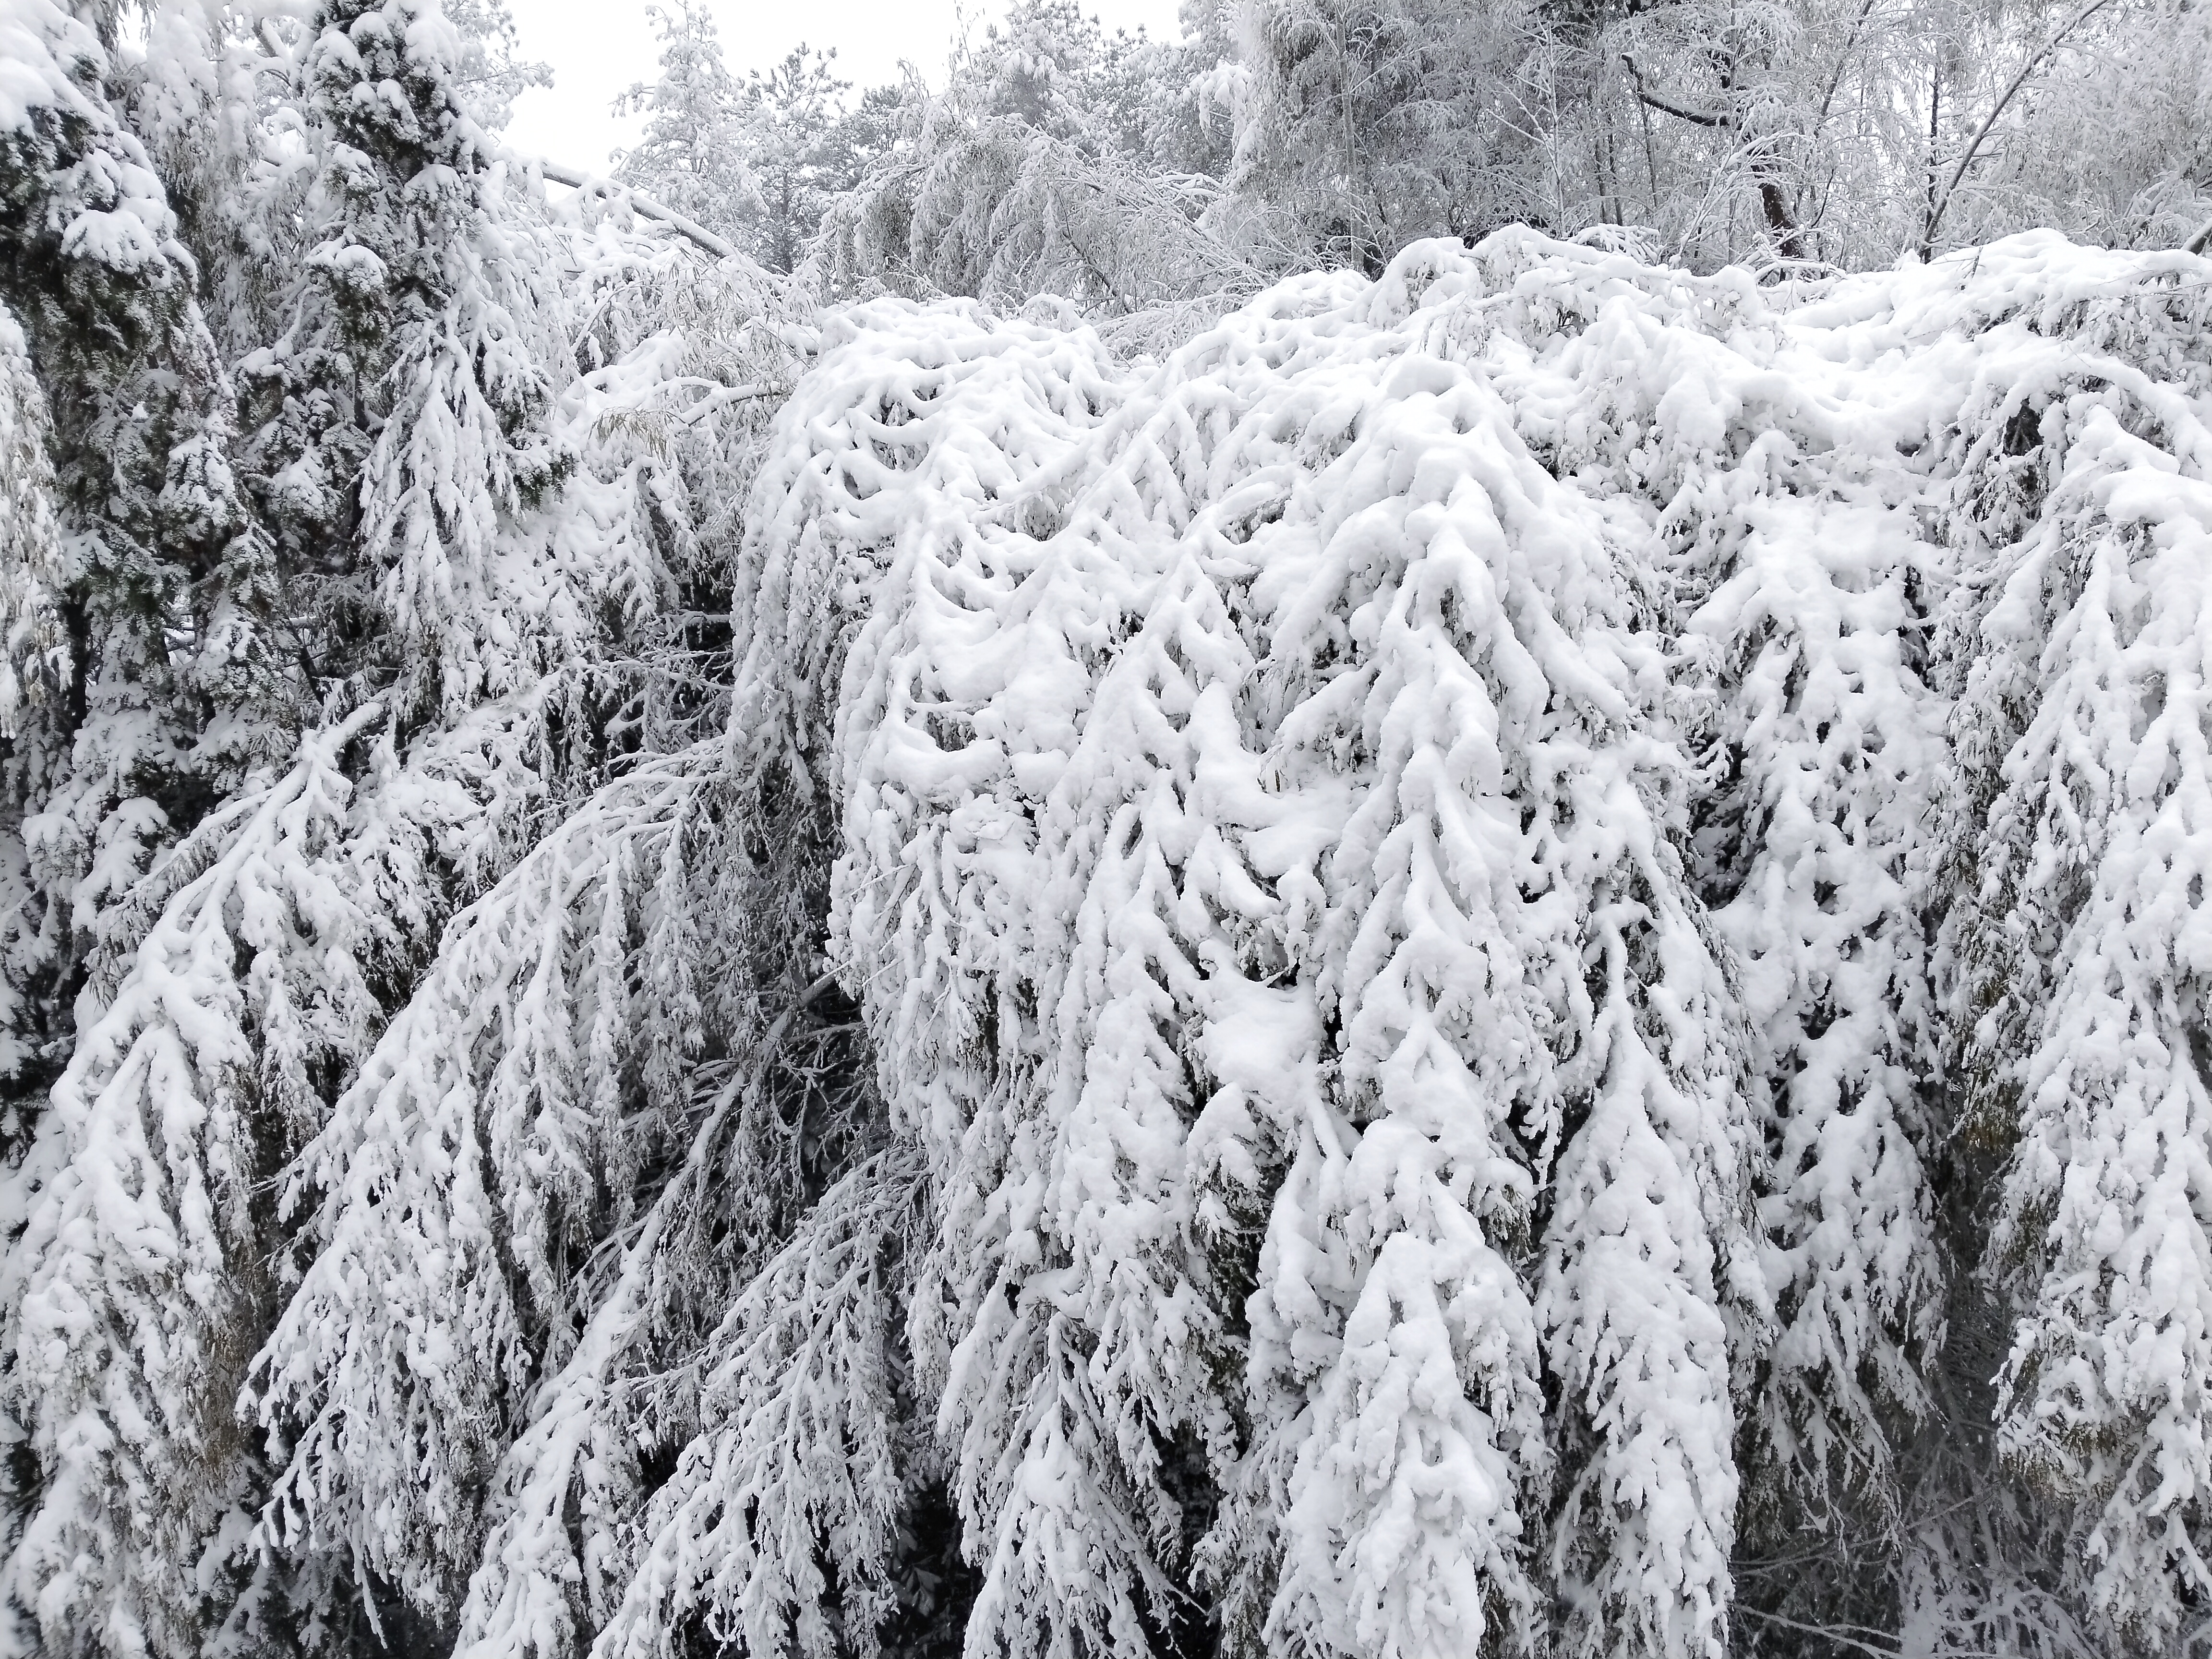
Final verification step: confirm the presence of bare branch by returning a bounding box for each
[1812,0,1881,136]
[1621,55,1729,128]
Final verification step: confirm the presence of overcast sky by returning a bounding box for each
[503,0,1190,175]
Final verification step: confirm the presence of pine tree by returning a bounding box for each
[613,3,758,248]
[0,0,281,1123]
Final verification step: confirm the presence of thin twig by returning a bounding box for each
[1733,1606,2015,1659]
[1733,1607,1902,1659]
[1812,0,1881,136]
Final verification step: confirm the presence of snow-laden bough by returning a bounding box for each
[243,228,2212,1659]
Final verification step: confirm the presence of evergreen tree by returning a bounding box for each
[242,0,579,722]
[0,0,278,1124]
[0,1,737,1652]
[734,48,865,277]
[613,3,758,248]
[1934,255,2212,1647]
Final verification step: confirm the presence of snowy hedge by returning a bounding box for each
[208,230,2212,1657]
[3,5,2212,1647]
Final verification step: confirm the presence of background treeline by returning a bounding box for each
[612,0,2212,318]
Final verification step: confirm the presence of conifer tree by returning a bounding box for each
[0,0,278,1119]
[732,47,862,276]
[243,0,582,721]
[0,303,64,1091]
[0,2,711,1651]
[614,3,758,250]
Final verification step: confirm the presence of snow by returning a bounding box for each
[6,23,2212,1637]
[220,222,2212,1657]
[0,0,186,286]
[0,303,60,743]
[0,0,98,139]
[713,226,2212,1655]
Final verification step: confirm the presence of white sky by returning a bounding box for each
[504,0,1190,175]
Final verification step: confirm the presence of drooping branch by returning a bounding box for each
[540,161,741,262]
